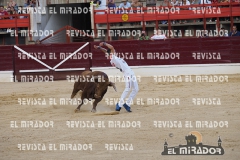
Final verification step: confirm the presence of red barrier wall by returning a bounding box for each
[14,43,90,71]
[91,37,239,67]
[0,46,13,71]
[13,43,91,81]
[0,38,239,81]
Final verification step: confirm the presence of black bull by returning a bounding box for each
[71,71,117,113]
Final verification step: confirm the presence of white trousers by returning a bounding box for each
[118,70,139,107]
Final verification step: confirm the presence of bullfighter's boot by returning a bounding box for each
[115,103,121,111]
[123,103,132,112]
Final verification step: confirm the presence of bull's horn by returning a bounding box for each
[109,82,117,92]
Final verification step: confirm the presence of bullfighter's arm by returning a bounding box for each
[94,45,107,53]
[99,42,116,55]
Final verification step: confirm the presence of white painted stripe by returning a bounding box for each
[91,67,116,70]
[0,71,13,74]
[19,69,49,73]
[14,45,54,70]
[54,68,86,71]
[52,42,89,70]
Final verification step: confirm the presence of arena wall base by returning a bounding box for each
[1,64,240,82]
[91,63,240,77]
[0,71,14,82]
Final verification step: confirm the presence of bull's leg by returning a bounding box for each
[91,98,102,113]
[75,91,88,113]
[71,82,80,99]
[74,100,84,113]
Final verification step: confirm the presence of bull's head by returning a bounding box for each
[93,76,117,99]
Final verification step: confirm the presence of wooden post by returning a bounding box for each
[142,7,145,31]
[66,26,70,43]
[155,7,158,30]
[15,14,18,45]
[194,25,196,37]
[230,0,233,29]
[107,11,110,41]
[203,2,206,31]
[181,28,184,38]
[217,17,220,36]
[29,14,32,42]
[167,3,171,38]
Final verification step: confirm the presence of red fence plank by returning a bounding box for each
[0,14,30,29]
[0,46,13,71]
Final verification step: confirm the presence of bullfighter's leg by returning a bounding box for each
[118,75,131,108]
[126,75,139,106]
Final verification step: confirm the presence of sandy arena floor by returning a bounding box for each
[0,75,240,160]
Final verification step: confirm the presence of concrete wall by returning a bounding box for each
[40,9,72,43]
[0,71,14,82]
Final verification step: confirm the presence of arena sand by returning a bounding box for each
[0,75,239,160]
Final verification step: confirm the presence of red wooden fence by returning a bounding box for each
[0,14,31,44]
[0,38,239,81]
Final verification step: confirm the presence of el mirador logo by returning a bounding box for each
[161,131,224,155]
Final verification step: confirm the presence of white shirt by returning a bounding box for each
[18,10,25,19]
[119,2,131,8]
[151,34,167,40]
[223,32,228,37]
[199,0,211,4]
[96,0,107,15]
[110,54,131,73]
[199,0,211,9]
[179,1,191,9]
[171,0,179,6]
[179,0,191,6]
